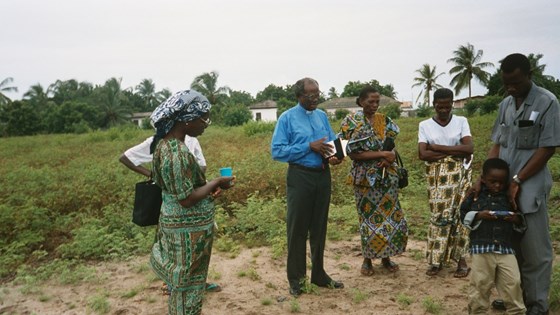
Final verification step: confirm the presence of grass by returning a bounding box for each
[237,267,260,281]
[396,292,414,308]
[0,117,559,309]
[300,279,320,295]
[422,296,443,314]
[351,288,368,303]
[289,299,301,313]
[261,297,273,306]
[120,287,140,299]
[87,291,110,314]
[265,282,277,289]
[409,249,425,261]
[339,263,351,271]
[207,267,222,281]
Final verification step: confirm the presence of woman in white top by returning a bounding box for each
[418,88,474,278]
[119,135,207,177]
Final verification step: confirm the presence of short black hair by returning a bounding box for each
[294,78,319,98]
[433,88,453,103]
[500,53,531,75]
[482,158,510,177]
[356,85,379,106]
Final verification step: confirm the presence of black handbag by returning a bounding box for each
[395,151,409,189]
[132,180,162,226]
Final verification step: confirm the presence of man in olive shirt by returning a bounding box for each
[478,53,559,315]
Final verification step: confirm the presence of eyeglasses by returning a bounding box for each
[200,117,211,127]
[301,92,321,100]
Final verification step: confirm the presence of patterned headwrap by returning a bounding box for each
[149,90,211,152]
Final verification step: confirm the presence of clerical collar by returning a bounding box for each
[298,103,314,115]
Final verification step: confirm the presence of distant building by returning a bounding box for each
[400,101,415,117]
[130,112,151,127]
[453,95,485,109]
[248,100,277,122]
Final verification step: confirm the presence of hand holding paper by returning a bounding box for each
[323,138,348,159]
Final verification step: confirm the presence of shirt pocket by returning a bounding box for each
[516,124,540,149]
[498,124,510,148]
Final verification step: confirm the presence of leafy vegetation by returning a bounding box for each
[422,296,443,314]
[0,116,559,310]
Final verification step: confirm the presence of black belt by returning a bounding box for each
[289,163,327,172]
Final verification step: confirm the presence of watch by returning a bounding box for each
[512,174,522,184]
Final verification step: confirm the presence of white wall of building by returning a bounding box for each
[250,108,277,122]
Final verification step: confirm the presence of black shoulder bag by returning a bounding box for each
[395,151,409,189]
[132,180,162,226]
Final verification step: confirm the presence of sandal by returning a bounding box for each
[360,263,374,276]
[161,283,171,296]
[381,258,399,272]
[426,265,442,276]
[206,282,222,292]
[453,266,471,278]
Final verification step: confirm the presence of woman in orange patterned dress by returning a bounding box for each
[339,86,408,276]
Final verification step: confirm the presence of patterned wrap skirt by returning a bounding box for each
[150,195,215,315]
[353,172,408,259]
[425,157,471,267]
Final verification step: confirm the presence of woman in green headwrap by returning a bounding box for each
[149,90,235,315]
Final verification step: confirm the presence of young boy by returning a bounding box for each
[460,158,526,315]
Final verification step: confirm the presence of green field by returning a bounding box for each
[1,116,559,306]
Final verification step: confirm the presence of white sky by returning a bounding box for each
[2,0,559,106]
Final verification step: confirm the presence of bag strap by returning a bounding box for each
[395,150,404,168]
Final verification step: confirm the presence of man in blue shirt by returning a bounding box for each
[271,77,344,297]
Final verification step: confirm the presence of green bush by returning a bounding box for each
[334,108,350,120]
[218,195,287,258]
[221,103,252,126]
[243,121,276,136]
[416,104,432,117]
[379,103,402,119]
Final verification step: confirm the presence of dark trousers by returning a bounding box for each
[514,208,553,313]
[286,165,331,288]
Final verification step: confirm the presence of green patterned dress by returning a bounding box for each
[339,112,408,259]
[151,138,214,315]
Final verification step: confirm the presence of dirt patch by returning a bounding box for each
[0,237,510,315]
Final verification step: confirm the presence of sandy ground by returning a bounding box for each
[0,237,513,315]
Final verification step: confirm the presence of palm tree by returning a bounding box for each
[448,43,494,99]
[412,64,445,105]
[135,79,158,110]
[49,79,92,104]
[23,84,50,107]
[98,77,132,127]
[156,88,172,104]
[527,53,555,85]
[328,87,339,99]
[190,71,231,105]
[0,77,18,105]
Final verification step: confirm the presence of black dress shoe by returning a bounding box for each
[491,299,506,311]
[314,280,344,289]
[289,286,302,297]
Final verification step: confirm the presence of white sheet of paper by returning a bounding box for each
[529,111,539,121]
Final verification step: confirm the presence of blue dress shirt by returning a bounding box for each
[271,104,337,168]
